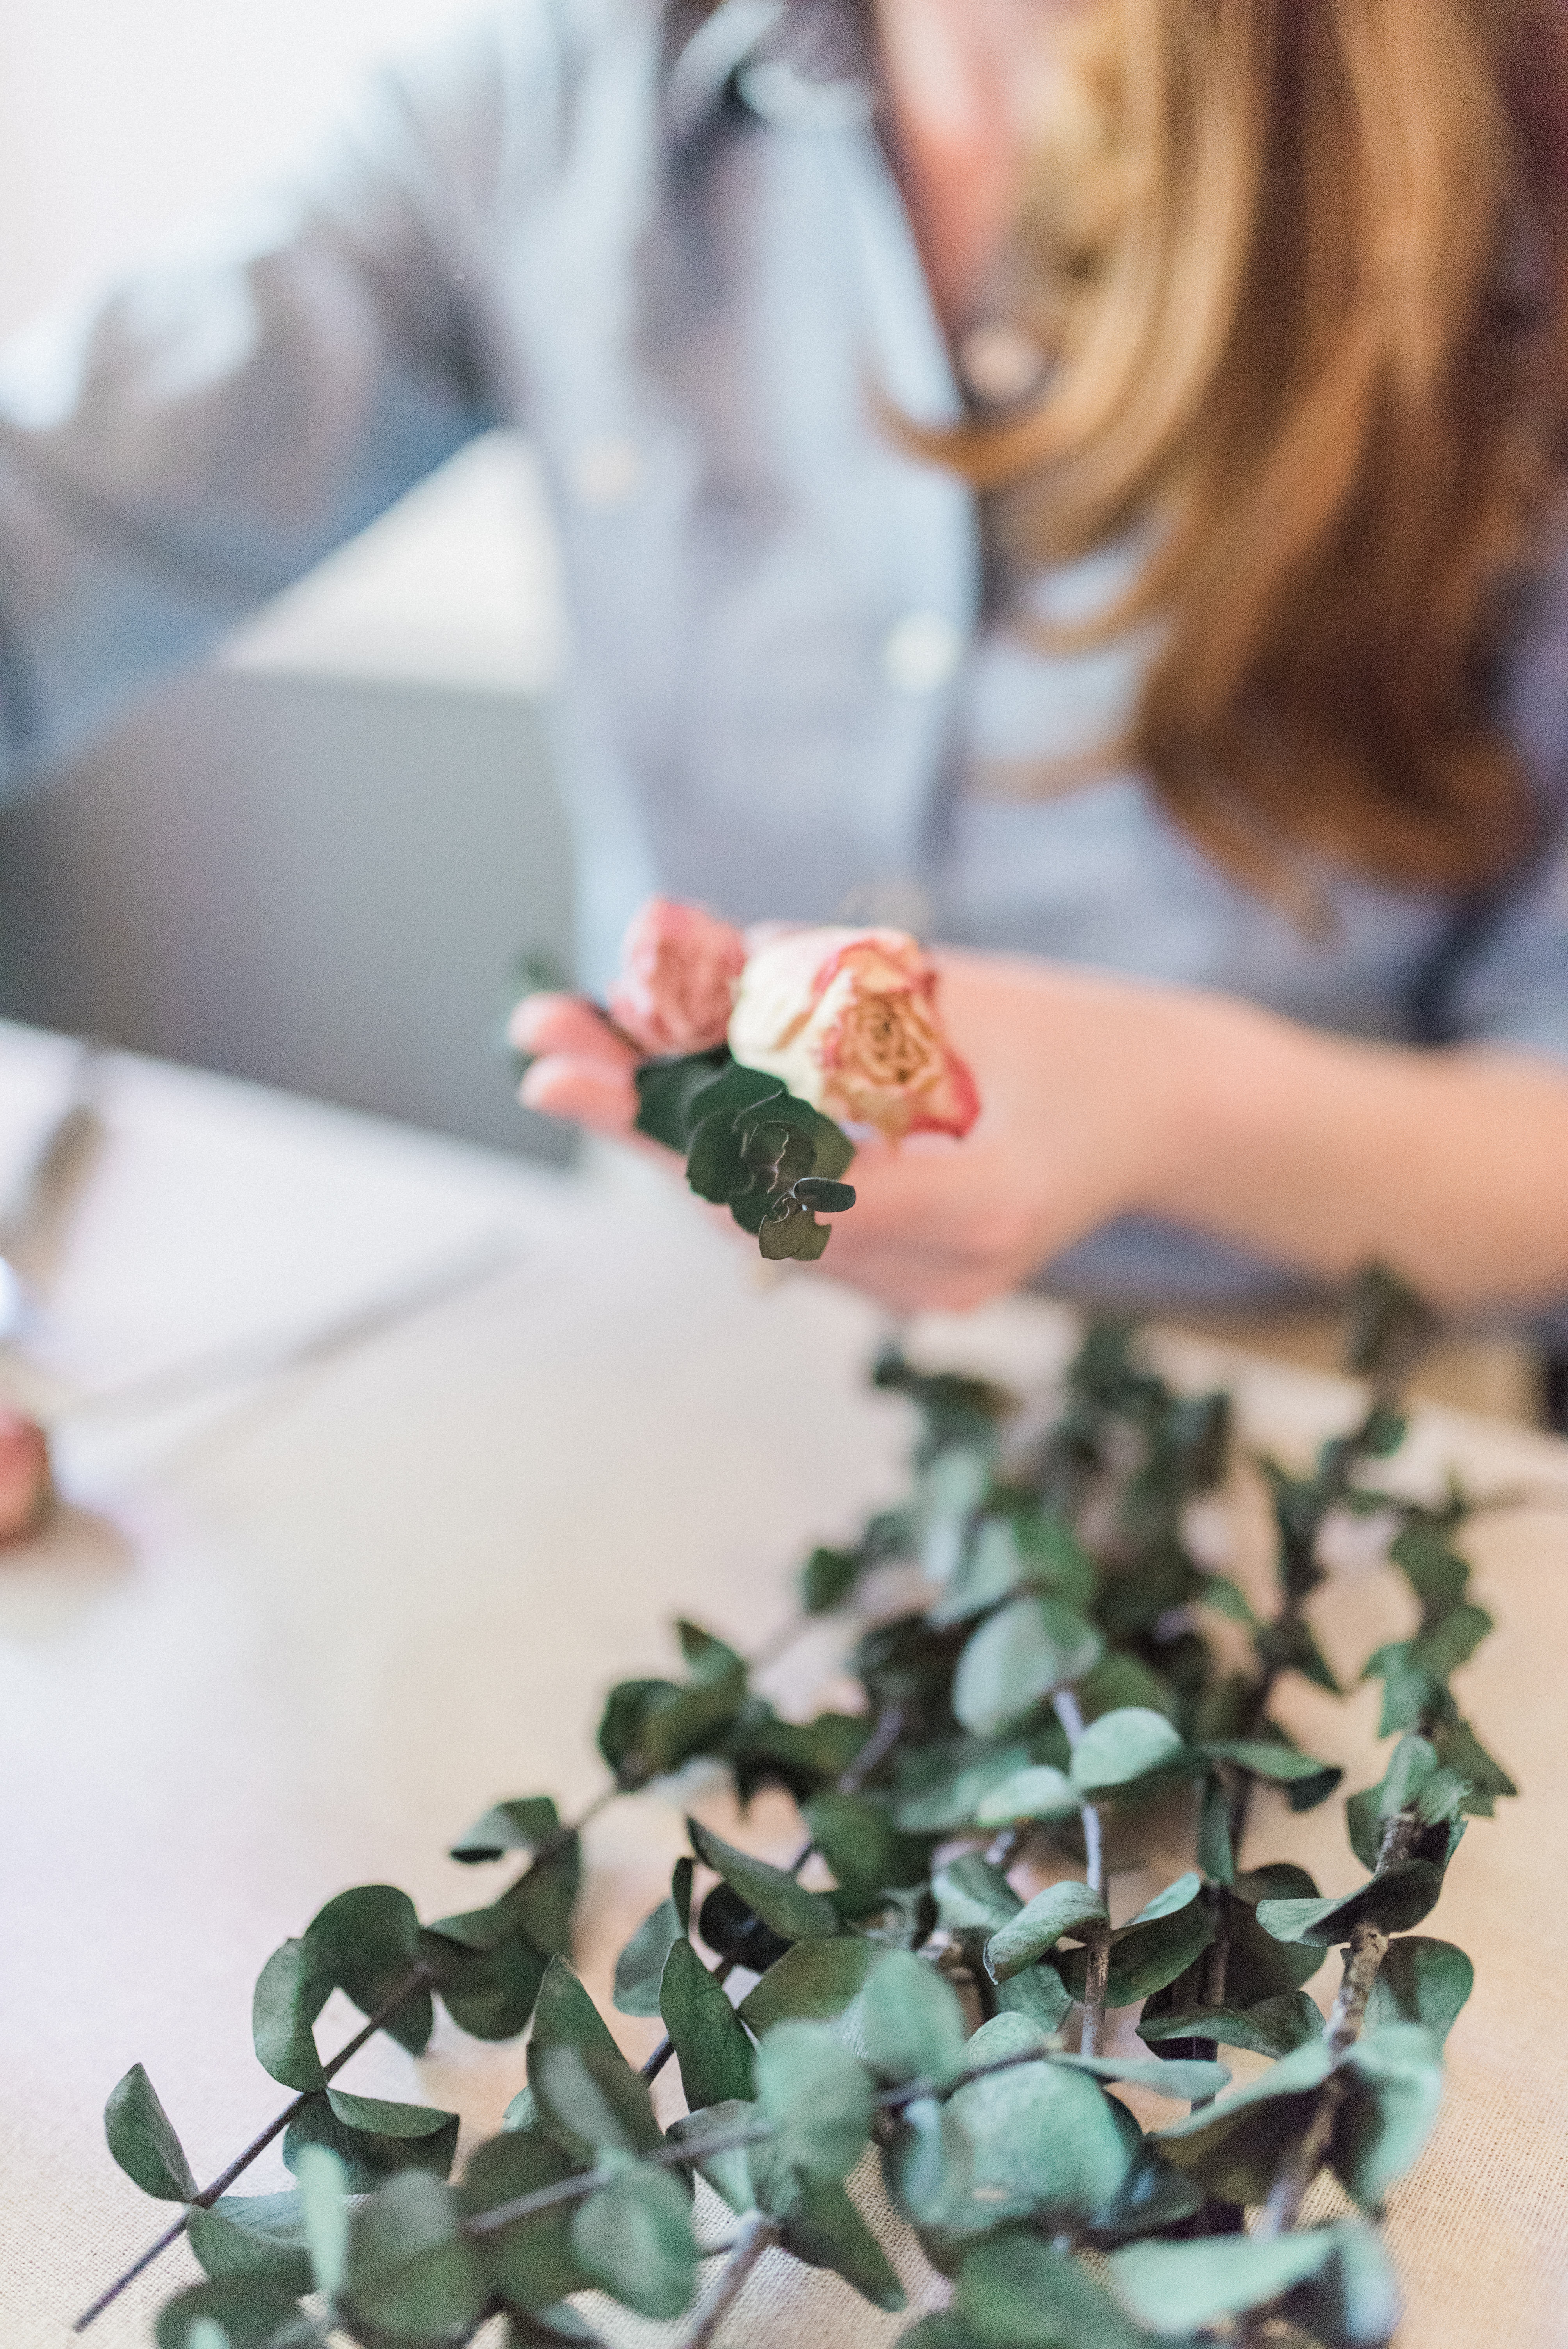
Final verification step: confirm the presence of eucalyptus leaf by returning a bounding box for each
[502,1830,582,1962]
[153,2279,308,2349]
[1287,2219,1404,2345]
[342,2170,485,2341]
[1331,2023,1445,2210]
[458,2128,584,2312]
[1070,1707,1194,1796]
[767,2171,906,2311]
[570,2168,698,2320]
[525,1963,663,2164]
[104,2063,198,2203]
[665,2100,760,2215]
[1111,2227,1341,2331]
[283,2089,460,2194]
[805,1789,932,1905]
[955,2230,1157,2349]
[972,1765,1080,1828]
[1139,1991,1324,2060]
[1365,1936,1473,2049]
[188,2193,313,2293]
[449,1796,561,1865]
[612,1893,682,2018]
[860,1949,968,2088]
[752,2021,872,2180]
[303,1884,431,2057]
[1059,2054,1230,2101]
[953,1594,1104,1736]
[937,2043,1132,2231]
[739,1936,880,2033]
[1155,2037,1335,2203]
[686,1817,841,1941]
[660,1936,757,2108]
[1256,1859,1448,1945]
[252,1941,330,2093]
[294,2142,349,2299]
[420,1912,549,2042]
[984,1880,1107,1983]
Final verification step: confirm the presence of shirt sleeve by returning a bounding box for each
[1436,545,1568,1065]
[0,2,572,789]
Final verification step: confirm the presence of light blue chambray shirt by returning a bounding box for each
[3,0,1568,1320]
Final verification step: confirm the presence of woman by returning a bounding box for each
[4,0,1568,1326]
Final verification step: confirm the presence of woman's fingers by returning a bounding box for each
[510,992,637,1064]
[520,1053,638,1132]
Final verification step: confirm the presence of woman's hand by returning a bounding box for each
[512,954,1191,1310]
[513,950,1568,1316]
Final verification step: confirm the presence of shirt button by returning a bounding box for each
[570,436,642,508]
[881,611,962,694]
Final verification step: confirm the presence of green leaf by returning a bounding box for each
[1055,1875,1215,2009]
[1256,1860,1448,1945]
[1430,1713,1517,1814]
[612,1894,683,2019]
[1076,1651,1180,1725]
[955,2231,1155,2349]
[420,1911,549,2042]
[188,2194,312,2293]
[801,1543,862,1615]
[984,1881,1108,1983]
[1197,1774,1235,1886]
[1376,1733,1439,1819]
[660,1936,757,2108]
[342,2170,485,2340]
[283,2089,460,2193]
[104,2063,198,2203]
[153,2279,306,2349]
[1331,2023,1445,2210]
[665,2100,760,2215]
[953,1595,1104,1736]
[896,1745,1036,1834]
[1197,1573,1260,1628]
[861,1950,969,2088]
[939,2028,1132,2228]
[752,2021,872,2180]
[570,2169,697,2320]
[526,1960,663,2161]
[1155,2037,1336,2203]
[449,1796,561,1865]
[677,1618,747,1686]
[805,1790,932,1904]
[502,1831,582,1961]
[458,2128,584,2312]
[633,1047,730,1151]
[1288,2219,1404,2345]
[303,1885,431,2056]
[686,1817,840,1942]
[1111,2227,1342,2330]
[1139,1991,1324,2059]
[1071,1708,1194,1797]
[931,1853,1021,1938]
[994,1963,1075,2034]
[294,2143,349,2298]
[252,1941,330,2093]
[1202,1739,1342,1794]
[972,1764,1080,1829]
[1409,1600,1492,1679]
[1365,1936,1472,2049]
[739,1936,880,2033]
[766,2171,906,2310]
[597,1677,743,1789]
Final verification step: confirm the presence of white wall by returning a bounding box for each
[0,0,488,334]
[0,0,564,688]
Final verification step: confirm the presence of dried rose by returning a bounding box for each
[0,1407,51,1545]
[728,927,980,1143]
[606,897,748,1057]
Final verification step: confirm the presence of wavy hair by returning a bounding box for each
[916,0,1568,898]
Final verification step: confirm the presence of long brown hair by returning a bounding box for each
[930,0,1568,898]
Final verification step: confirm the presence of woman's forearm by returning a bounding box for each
[1151,1000,1568,1312]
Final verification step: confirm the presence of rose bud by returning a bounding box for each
[0,1407,52,1546]
[606,897,748,1057]
[729,927,980,1143]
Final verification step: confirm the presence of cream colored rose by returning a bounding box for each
[729,927,980,1142]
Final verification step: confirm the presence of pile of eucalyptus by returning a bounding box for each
[86,1283,1515,2349]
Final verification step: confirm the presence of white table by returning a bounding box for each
[0,1023,1564,2349]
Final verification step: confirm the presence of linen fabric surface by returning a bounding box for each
[3,0,1568,1320]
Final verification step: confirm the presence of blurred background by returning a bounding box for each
[0,0,576,1158]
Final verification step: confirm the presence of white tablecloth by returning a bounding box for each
[0,1023,1563,2348]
